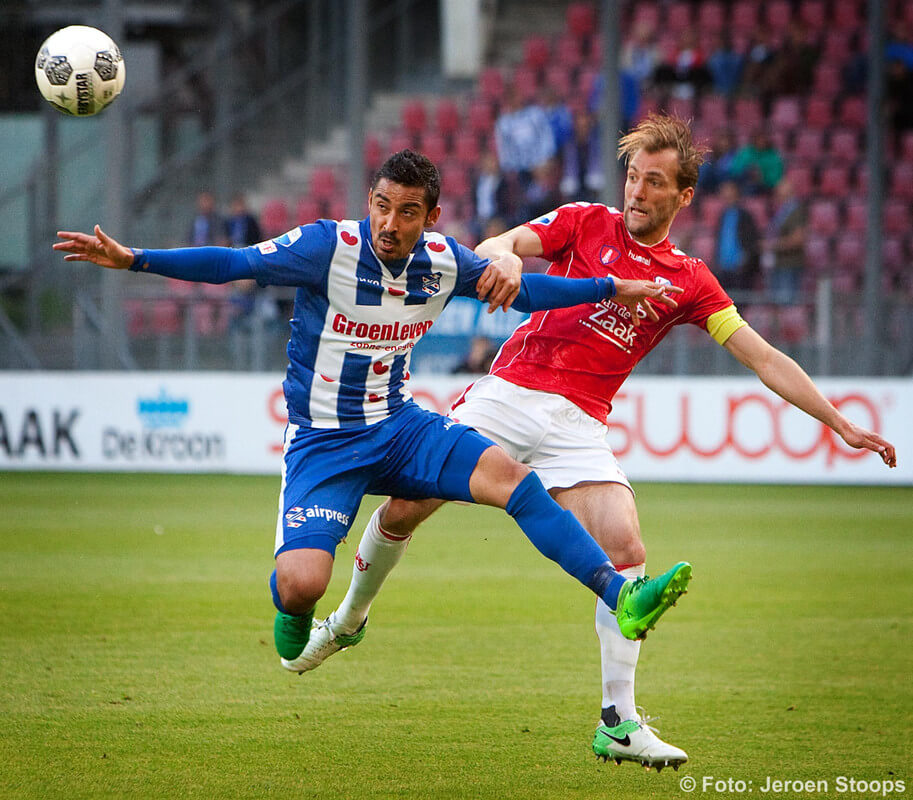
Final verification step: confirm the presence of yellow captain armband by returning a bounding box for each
[706,305,748,345]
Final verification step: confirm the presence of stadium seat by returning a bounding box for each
[630,3,660,33]
[832,268,859,293]
[418,132,448,164]
[689,232,716,265]
[295,198,321,225]
[818,165,852,197]
[151,300,181,336]
[828,129,860,161]
[523,36,551,71]
[898,130,913,162]
[844,199,867,233]
[388,130,413,154]
[401,100,428,136]
[698,195,725,229]
[467,100,495,136]
[310,167,338,202]
[566,2,597,38]
[511,66,539,103]
[697,1,726,33]
[454,130,481,166]
[770,97,803,130]
[778,305,810,343]
[809,199,841,235]
[884,199,911,233]
[785,165,814,198]
[124,299,147,337]
[440,165,470,199]
[803,235,833,273]
[792,129,825,161]
[732,97,763,132]
[363,135,383,169]
[821,31,852,63]
[882,236,905,270]
[833,0,861,29]
[835,233,863,269]
[731,1,759,33]
[812,63,841,97]
[544,64,573,99]
[854,164,869,193]
[261,198,290,237]
[328,198,348,222]
[744,196,770,228]
[799,0,827,28]
[478,67,505,104]
[804,98,834,129]
[555,35,585,71]
[666,2,693,32]
[743,305,776,339]
[765,1,793,33]
[435,99,460,137]
[838,96,867,129]
[666,96,694,122]
[889,163,913,200]
[698,95,728,129]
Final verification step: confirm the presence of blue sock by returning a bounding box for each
[269,569,289,614]
[505,472,627,609]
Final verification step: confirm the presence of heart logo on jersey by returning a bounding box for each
[341,231,358,246]
[368,393,384,402]
[427,242,446,252]
[320,374,335,382]
[387,287,406,296]
[372,361,389,375]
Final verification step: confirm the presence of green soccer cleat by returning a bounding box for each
[281,615,367,673]
[614,561,692,640]
[273,609,315,661]
[593,707,688,771]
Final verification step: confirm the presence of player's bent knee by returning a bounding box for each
[468,446,531,507]
[275,548,333,614]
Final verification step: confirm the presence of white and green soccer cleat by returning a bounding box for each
[280,615,367,673]
[592,706,688,771]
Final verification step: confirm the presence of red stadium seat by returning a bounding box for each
[567,2,597,38]
[666,96,694,121]
[812,63,841,97]
[731,1,759,33]
[261,198,290,237]
[854,164,869,193]
[467,100,495,136]
[478,67,505,104]
[453,131,481,166]
[363,135,383,169]
[786,165,814,198]
[555,35,585,71]
[822,31,851,63]
[809,200,842,235]
[844,199,866,233]
[310,167,338,202]
[804,98,834,129]
[884,199,911,233]
[151,300,181,336]
[698,95,728,129]
[124,299,147,337]
[328,199,348,221]
[744,305,776,339]
[435,99,460,137]
[882,236,905,270]
[295,198,321,225]
[666,2,693,32]
[833,0,861,30]
[698,195,725,228]
[732,97,763,132]
[630,3,660,33]
[792,129,825,161]
[697,1,726,33]
[770,97,803,130]
[544,64,572,99]
[835,233,864,268]
[511,66,539,103]
[779,305,810,344]
[765,1,793,33]
[818,165,852,197]
[418,132,448,164]
[689,232,716,265]
[523,36,551,71]
[889,163,913,200]
[440,164,471,199]
[799,0,827,28]
[803,235,833,272]
[401,100,428,135]
[832,268,859,293]
[838,96,867,129]
[828,129,860,161]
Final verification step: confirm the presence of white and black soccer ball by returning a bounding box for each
[35,26,125,116]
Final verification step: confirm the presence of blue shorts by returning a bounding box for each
[274,401,494,557]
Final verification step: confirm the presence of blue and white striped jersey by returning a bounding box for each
[242,217,489,429]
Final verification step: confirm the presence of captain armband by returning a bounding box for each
[706,305,747,345]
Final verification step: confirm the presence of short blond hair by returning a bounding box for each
[617,113,709,190]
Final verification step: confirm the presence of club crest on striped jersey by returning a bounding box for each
[421,271,442,296]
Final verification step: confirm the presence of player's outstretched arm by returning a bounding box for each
[54,225,134,269]
[724,325,897,467]
[474,225,540,313]
[611,278,683,326]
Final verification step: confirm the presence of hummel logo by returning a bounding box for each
[598,730,631,747]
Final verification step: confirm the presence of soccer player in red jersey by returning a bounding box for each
[290,115,897,769]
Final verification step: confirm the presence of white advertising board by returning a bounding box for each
[0,372,909,484]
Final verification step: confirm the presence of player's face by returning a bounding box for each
[623,148,693,246]
[368,179,441,263]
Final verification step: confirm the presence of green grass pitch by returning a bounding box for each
[1,473,910,799]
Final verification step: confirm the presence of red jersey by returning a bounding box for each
[489,203,736,423]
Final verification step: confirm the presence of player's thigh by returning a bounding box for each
[549,481,644,563]
[467,444,530,507]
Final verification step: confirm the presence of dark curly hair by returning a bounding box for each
[371,149,441,210]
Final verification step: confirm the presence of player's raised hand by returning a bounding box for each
[476,252,523,313]
[54,225,134,270]
[839,423,897,468]
[612,278,684,326]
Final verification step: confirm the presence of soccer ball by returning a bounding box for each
[35,26,125,116]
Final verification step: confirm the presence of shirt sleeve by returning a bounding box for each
[522,203,583,261]
[239,220,337,287]
[682,259,744,336]
[449,240,492,298]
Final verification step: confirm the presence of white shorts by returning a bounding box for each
[450,375,632,493]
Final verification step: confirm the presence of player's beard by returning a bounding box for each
[624,197,678,244]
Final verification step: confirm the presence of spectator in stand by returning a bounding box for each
[542,87,574,153]
[520,159,562,222]
[225,193,268,325]
[494,86,557,183]
[188,191,226,246]
[730,128,784,195]
[653,27,713,99]
[698,127,738,192]
[763,178,807,305]
[560,108,603,202]
[713,180,760,292]
[225,193,262,248]
[471,151,511,238]
[763,23,819,100]
[741,32,778,97]
[707,33,744,96]
[586,71,641,131]
[620,21,659,94]
[451,335,499,375]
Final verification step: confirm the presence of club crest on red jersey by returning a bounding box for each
[599,245,621,265]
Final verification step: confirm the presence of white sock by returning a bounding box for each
[595,563,645,722]
[332,507,411,634]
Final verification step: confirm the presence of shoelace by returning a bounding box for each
[634,706,661,735]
